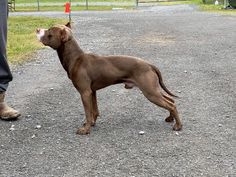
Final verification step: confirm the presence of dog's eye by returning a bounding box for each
[48,34,52,39]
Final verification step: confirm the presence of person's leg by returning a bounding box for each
[0,0,20,120]
[0,0,13,91]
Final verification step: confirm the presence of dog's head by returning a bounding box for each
[36,22,72,50]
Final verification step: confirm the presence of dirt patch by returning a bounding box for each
[136,32,175,46]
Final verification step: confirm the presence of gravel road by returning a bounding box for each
[1,5,235,177]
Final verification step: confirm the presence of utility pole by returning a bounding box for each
[86,0,88,10]
[69,0,72,23]
[37,0,40,11]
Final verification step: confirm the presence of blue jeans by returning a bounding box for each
[0,0,13,92]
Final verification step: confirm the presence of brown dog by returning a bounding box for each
[36,23,182,135]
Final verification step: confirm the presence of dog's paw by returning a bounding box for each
[83,121,96,127]
[173,124,182,131]
[165,116,174,122]
[76,127,90,135]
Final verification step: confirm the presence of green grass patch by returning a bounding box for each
[158,0,236,14]
[158,0,192,5]
[192,0,236,14]
[15,5,132,12]
[16,0,133,3]
[199,5,236,15]
[7,16,66,64]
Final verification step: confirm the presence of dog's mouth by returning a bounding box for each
[36,28,46,42]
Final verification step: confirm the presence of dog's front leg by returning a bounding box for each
[77,90,93,135]
[91,91,99,126]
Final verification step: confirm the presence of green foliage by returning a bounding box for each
[7,16,66,64]
[16,0,133,3]
[15,5,132,11]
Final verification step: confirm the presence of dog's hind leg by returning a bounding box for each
[163,94,175,123]
[138,72,182,130]
[92,91,99,126]
[163,93,175,103]
[144,91,182,131]
[77,89,94,135]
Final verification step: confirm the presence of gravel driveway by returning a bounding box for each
[1,5,235,177]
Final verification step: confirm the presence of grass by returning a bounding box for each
[7,16,66,64]
[16,0,133,3]
[158,0,192,5]
[157,0,236,14]
[191,0,236,14]
[15,5,133,12]
[14,0,134,12]
[14,0,235,14]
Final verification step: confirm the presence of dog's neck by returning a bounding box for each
[57,37,84,76]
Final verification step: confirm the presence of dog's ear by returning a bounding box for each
[61,28,72,42]
[65,22,71,29]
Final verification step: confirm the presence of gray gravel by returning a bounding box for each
[1,5,235,177]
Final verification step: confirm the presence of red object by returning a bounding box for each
[65,2,71,13]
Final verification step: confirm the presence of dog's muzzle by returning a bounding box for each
[36,28,46,41]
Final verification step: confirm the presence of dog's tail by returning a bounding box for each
[150,64,178,98]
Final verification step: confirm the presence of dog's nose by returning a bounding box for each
[36,28,40,34]
[36,28,45,41]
